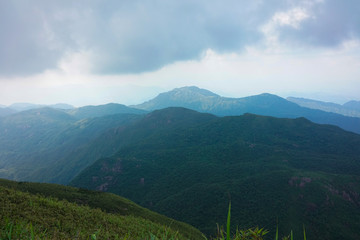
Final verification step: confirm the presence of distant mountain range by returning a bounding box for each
[0,104,146,184]
[0,103,74,118]
[66,103,147,119]
[8,102,74,111]
[287,97,360,117]
[0,91,360,238]
[133,86,360,134]
[1,87,360,184]
[70,107,360,239]
[2,87,360,135]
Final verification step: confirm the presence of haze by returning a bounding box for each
[0,0,359,106]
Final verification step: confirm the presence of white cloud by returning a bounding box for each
[272,8,310,28]
[0,41,359,106]
[261,7,311,50]
[57,50,94,75]
[0,0,359,106]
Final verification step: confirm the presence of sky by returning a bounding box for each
[0,0,359,106]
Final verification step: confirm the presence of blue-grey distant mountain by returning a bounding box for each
[287,97,360,117]
[0,107,16,117]
[49,103,74,110]
[67,103,147,119]
[8,102,74,111]
[133,86,360,134]
[8,103,45,111]
[343,100,360,112]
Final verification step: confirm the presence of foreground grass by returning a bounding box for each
[212,202,307,240]
[1,179,308,240]
[0,178,204,239]
[0,186,192,239]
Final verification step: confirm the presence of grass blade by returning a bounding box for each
[226,201,231,240]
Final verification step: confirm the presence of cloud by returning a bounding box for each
[261,7,311,50]
[273,0,360,47]
[0,0,359,77]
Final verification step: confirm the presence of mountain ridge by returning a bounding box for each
[8,102,74,111]
[67,103,147,119]
[133,86,360,134]
[287,97,360,117]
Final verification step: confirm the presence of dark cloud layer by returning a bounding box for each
[1,0,359,76]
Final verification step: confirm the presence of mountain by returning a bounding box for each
[344,100,360,112]
[8,103,45,111]
[8,102,74,112]
[133,86,360,134]
[0,107,145,184]
[287,97,360,117]
[0,178,204,239]
[67,103,147,119]
[0,107,16,117]
[49,103,74,109]
[71,107,360,239]
[133,86,221,111]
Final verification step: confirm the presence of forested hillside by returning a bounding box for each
[0,107,144,183]
[71,108,360,239]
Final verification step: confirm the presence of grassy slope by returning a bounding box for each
[0,178,205,240]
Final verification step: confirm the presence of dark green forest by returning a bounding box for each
[71,108,360,239]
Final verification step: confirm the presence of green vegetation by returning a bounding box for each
[0,179,312,240]
[1,104,360,239]
[0,178,205,239]
[71,108,360,239]
[212,202,310,240]
[0,108,143,183]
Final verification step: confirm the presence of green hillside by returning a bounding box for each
[0,107,143,183]
[71,108,360,239]
[0,178,205,239]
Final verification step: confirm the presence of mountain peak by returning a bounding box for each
[171,86,219,97]
[133,86,220,111]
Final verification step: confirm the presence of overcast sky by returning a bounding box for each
[0,0,359,106]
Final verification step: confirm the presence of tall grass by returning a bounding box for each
[227,202,231,240]
[213,202,307,240]
[1,184,310,240]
